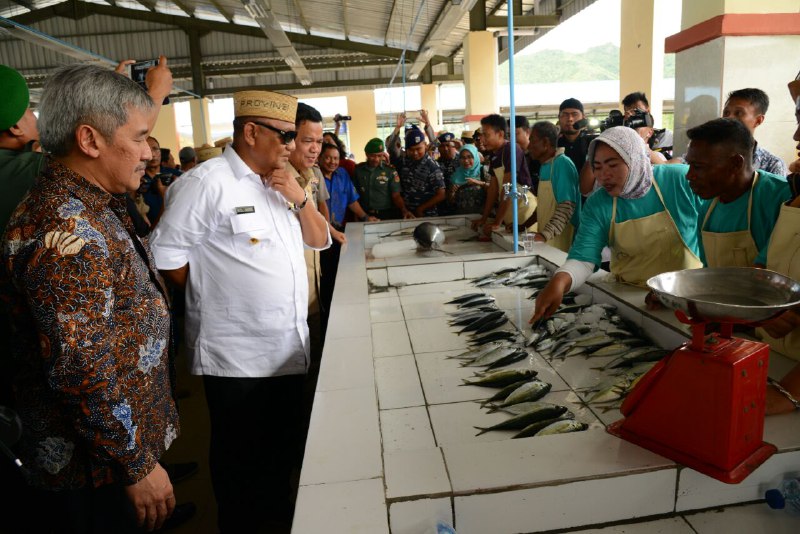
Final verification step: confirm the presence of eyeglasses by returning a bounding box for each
[249,121,297,145]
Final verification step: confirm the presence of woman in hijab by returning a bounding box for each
[531,126,705,321]
[448,143,489,214]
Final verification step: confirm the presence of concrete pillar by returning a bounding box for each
[420,83,440,132]
[668,0,800,161]
[150,103,180,154]
[463,31,498,129]
[620,0,672,126]
[346,90,378,161]
[190,97,212,147]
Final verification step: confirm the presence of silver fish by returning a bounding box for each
[461,368,537,387]
[536,419,588,436]
[475,403,568,435]
[491,380,552,408]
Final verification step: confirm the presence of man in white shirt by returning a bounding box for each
[150,90,330,532]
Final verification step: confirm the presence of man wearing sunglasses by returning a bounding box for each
[151,90,330,533]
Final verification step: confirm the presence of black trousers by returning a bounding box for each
[203,374,304,534]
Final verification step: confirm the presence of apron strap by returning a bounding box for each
[701,171,759,232]
[609,196,618,243]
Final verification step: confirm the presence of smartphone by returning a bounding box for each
[130,59,169,105]
[157,173,173,187]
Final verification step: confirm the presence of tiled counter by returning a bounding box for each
[293,219,800,534]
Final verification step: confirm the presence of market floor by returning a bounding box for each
[162,349,294,534]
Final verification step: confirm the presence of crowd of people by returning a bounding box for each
[0,53,799,534]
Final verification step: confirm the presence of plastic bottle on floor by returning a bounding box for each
[765,477,800,515]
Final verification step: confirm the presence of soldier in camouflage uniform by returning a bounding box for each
[353,138,404,220]
[387,113,446,218]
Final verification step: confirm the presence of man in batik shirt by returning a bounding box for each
[1,64,178,532]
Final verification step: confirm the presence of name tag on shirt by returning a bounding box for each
[235,206,255,214]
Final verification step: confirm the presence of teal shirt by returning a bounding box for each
[697,170,790,266]
[569,164,703,266]
[539,153,582,229]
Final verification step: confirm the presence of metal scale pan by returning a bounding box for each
[608,268,800,484]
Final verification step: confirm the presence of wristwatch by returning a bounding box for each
[768,377,800,409]
[290,190,309,213]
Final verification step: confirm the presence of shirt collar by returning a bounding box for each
[44,158,116,213]
[223,143,260,182]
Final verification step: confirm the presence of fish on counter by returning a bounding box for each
[486,380,553,410]
[536,419,589,436]
[461,368,538,387]
[475,402,569,436]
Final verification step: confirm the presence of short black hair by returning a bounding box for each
[323,131,346,158]
[622,92,649,109]
[512,116,530,130]
[296,102,323,126]
[726,88,769,115]
[687,118,754,162]
[481,114,507,138]
[531,121,558,148]
[321,142,340,156]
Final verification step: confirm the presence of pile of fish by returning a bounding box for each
[445,292,587,439]
[440,263,674,438]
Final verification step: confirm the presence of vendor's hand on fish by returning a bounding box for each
[482,221,501,236]
[470,217,485,232]
[530,272,572,324]
[402,210,416,220]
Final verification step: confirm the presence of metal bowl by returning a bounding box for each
[647,268,800,323]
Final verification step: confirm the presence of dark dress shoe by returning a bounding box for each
[160,502,197,531]
[162,461,199,484]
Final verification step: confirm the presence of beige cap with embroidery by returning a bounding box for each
[196,144,222,162]
[233,90,297,123]
[214,136,232,147]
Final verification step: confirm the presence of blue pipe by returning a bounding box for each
[507,7,518,253]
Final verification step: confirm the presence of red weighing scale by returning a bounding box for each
[607,267,800,484]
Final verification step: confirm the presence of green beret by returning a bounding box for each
[364,137,384,154]
[0,65,29,131]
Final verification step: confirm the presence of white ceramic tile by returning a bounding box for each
[763,410,800,451]
[317,336,375,392]
[374,355,425,409]
[400,293,452,320]
[369,295,404,323]
[564,517,694,534]
[384,447,451,499]
[326,303,372,340]
[389,498,453,534]
[684,502,799,534]
[300,386,382,486]
[292,478,389,534]
[453,469,676,534]
[388,262,464,286]
[407,316,472,354]
[364,221,402,234]
[415,349,509,405]
[367,267,388,288]
[462,256,536,279]
[369,287,398,299]
[443,427,675,493]
[396,279,472,296]
[372,321,412,357]
[676,450,800,512]
[379,406,436,452]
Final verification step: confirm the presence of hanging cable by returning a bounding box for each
[507,1,519,253]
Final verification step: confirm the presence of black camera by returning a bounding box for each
[333,114,351,122]
[156,173,174,187]
[599,109,654,132]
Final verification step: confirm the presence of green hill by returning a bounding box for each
[499,43,675,84]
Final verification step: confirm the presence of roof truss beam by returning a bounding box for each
[203,74,464,96]
[208,0,234,23]
[486,14,560,28]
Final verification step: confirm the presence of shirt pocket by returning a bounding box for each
[230,213,273,256]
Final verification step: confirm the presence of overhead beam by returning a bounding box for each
[242,0,311,85]
[408,0,479,80]
[289,0,311,34]
[383,0,398,45]
[203,74,464,96]
[186,28,204,95]
[10,1,422,62]
[135,0,157,12]
[342,0,348,40]
[208,0,235,23]
[10,0,35,9]
[486,14,560,28]
[469,0,486,32]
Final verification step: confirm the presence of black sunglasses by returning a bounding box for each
[249,121,297,144]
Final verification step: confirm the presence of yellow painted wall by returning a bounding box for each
[190,98,212,147]
[420,84,440,132]
[463,31,498,125]
[150,103,180,154]
[346,91,377,160]
[620,0,663,124]
[682,0,800,28]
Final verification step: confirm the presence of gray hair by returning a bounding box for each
[178,146,196,165]
[38,64,154,157]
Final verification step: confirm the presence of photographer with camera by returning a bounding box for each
[557,98,592,174]
[137,136,181,230]
[622,92,673,159]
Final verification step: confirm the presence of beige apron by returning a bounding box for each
[701,173,759,268]
[757,203,800,361]
[495,167,537,225]
[609,179,703,287]
[537,157,575,253]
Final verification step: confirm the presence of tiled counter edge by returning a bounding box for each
[294,223,390,534]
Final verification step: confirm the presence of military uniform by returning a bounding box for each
[353,161,401,219]
[387,127,446,217]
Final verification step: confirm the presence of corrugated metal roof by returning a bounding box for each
[0,0,591,95]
